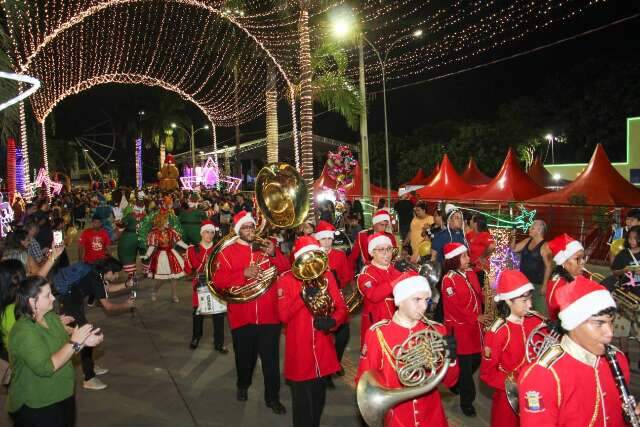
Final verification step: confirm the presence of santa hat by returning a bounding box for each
[548,233,584,265]
[200,220,218,234]
[314,220,337,241]
[444,242,467,260]
[372,209,391,225]
[233,210,256,235]
[557,276,616,331]
[165,154,175,164]
[392,270,431,305]
[368,232,392,256]
[494,270,534,302]
[293,236,322,260]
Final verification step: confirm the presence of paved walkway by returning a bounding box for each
[1,269,637,426]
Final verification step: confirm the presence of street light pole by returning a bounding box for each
[190,124,196,169]
[358,34,371,226]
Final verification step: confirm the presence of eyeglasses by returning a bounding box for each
[240,225,256,231]
[374,247,394,253]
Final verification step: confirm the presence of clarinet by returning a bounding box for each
[604,345,640,426]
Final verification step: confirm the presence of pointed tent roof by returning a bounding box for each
[463,148,549,201]
[403,168,427,186]
[313,163,397,202]
[528,144,640,206]
[415,154,475,200]
[420,163,440,185]
[527,156,554,187]
[461,158,492,185]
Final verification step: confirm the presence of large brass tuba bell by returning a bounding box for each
[292,248,335,317]
[357,317,451,427]
[205,162,309,303]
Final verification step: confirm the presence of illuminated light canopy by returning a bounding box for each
[0,72,40,112]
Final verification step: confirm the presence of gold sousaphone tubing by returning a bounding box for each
[205,162,309,303]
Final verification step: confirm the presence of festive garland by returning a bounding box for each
[327,145,357,189]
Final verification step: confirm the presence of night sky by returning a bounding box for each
[53,2,640,166]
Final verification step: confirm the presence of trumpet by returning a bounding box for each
[357,315,451,427]
[612,286,640,314]
[482,271,497,330]
[583,267,606,282]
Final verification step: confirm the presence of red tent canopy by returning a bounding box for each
[528,144,640,206]
[420,163,440,185]
[403,168,427,186]
[415,154,475,200]
[463,148,549,201]
[461,158,491,185]
[527,156,554,187]
[313,163,397,203]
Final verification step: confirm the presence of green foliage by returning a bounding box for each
[140,92,192,153]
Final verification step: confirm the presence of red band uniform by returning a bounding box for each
[441,243,483,414]
[277,236,348,427]
[545,234,584,320]
[183,221,226,351]
[212,211,290,408]
[348,209,398,270]
[519,277,630,426]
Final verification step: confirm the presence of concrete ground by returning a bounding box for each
[1,263,638,426]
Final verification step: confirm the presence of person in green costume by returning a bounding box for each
[116,213,139,283]
[178,194,207,245]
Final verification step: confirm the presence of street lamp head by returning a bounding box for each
[332,16,353,38]
[553,173,561,181]
[171,123,177,129]
[413,29,423,38]
[545,133,553,140]
[138,110,145,116]
[203,124,210,130]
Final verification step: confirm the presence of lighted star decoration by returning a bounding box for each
[513,206,537,232]
[34,168,63,196]
[0,71,40,112]
[0,190,15,238]
[451,204,536,232]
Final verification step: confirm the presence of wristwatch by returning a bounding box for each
[70,341,82,353]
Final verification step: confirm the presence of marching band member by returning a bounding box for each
[349,209,398,271]
[212,211,289,414]
[356,270,460,427]
[183,220,227,353]
[545,233,585,320]
[314,220,353,370]
[441,242,486,417]
[357,232,402,348]
[276,236,347,427]
[480,270,544,427]
[518,276,639,426]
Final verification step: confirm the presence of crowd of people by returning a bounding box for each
[0,184,639,427]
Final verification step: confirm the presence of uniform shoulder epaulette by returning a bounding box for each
[537,344,565,369]
[369,319,391,331]
[445,270,456,278]
[489,317,507,333]
[526,310,545,321]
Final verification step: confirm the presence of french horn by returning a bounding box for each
[357,316,451,427]
[205,162,309,303]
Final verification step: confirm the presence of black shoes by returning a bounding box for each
[189,337,200,349]
[461,405,477,417]
[214,345,229,355]
[265,400,286,414]
[237,388,248,402]
[326,376,336,389]
[336,366,345,377]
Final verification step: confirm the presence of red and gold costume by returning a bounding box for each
[480,313,545,427]
[518,335,630,427]
[145,227,185,280]
[441,269,483,355]
[357,263,401,348]
[349,229,398,269]
[276,270,347,381]
[213,240,290,330]
[357,319,460,427]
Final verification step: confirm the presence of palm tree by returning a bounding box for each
[297,0,314,218]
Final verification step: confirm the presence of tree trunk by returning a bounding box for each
[159,141,166,167]
[266,62,279,163]
[298,6,315,222]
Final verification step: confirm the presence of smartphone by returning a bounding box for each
[53,230,63,247]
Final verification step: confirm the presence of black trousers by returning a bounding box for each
[334,323,350,363]
[457,353,481,408]
[191,309,225,348]
[10,396,76,427]
[60,294,94,381]
[290,378,327,427]
[231,324,281,402]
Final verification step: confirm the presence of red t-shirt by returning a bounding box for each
[466,230,494,271]
[79,228,111,263]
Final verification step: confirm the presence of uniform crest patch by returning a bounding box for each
[277,288,284,298]
[446,287,454,296]
[364,281,372,289]
[524,391,544,412]
[483,346,492,359]
[361,344,367,357]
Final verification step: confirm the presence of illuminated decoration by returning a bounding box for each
[449,204,537,232]
[181,157,241,192]
[6,138,16,201]
[0,72,40,112]
[34,168,63,196]
[135,138,143,189]
[0,189,14,238]
[211,124,219,189]
[15,147,25,195]
[488,228,520,289]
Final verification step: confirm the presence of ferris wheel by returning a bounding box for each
[74,111,117,181]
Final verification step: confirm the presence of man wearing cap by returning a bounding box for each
[348,209,398,271]
[356,270,460,427]
[441,242,485,417]
[518,276,638,426]
[545,233,585,320]
[184,220,228,353]
[480,270,545,427]
[356,232,402,348]
[315,220,354,379]
[431,204,467,264]
[276,236,348,427]
[212,210,289,414]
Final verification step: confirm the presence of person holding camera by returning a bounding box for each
[7,276,103,426]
